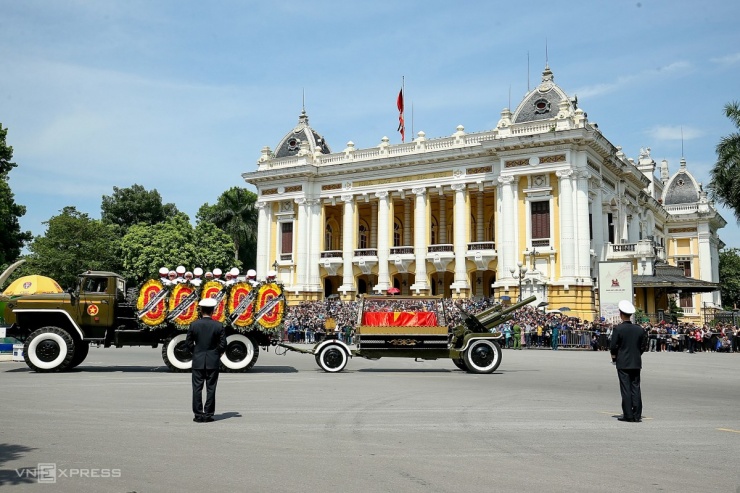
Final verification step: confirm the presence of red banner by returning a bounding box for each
[362,312,437,327]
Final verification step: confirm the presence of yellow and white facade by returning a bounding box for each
[242,66,724,321]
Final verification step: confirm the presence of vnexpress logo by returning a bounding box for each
[15,463,121,483]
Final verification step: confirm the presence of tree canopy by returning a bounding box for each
[119,212,237,285]
[719,248,740,309]
[24,207,120,288]
[101,184,179,233]
[0,123,32,266]
[709,101,740,222]
[197,187,258,267]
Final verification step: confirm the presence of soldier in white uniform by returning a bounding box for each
[246,269,258,287]
[212,268,224,285]
[184,271,194,284]
[159,267,169,283]
[225,268,240,286]
[191,267,204,287]
[164,270,178,286]
[175,265,187,284]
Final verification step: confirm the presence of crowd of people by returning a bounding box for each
[280,296,739,353]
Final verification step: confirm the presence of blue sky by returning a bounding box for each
[2,0,739,248]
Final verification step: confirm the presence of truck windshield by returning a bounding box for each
[82,278,108,293]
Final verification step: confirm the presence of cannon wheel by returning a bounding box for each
[316,343,348,373]
[451,358,468,371]
[463,339,501,374]
[220,334,259,372]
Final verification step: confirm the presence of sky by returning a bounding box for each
[2,0,740,249]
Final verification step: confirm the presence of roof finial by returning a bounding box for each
[545,38,548,68]
[302,88,305,113]
[681,125,684,158]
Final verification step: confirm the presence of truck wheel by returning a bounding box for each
[463,339,501,374]
[162,334,192,372]
[220,334,259,372]
[24,327,76,373]
[452,358,468,371]
[69,341,90,369]
[317,343,348,373]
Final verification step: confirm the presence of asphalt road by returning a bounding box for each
[0,345,738,493]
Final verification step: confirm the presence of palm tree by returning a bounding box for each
[710,101,740,221]
[211,187,258,266]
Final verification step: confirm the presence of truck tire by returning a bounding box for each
[69,341,90,369]
[463,339,501,374]
[220,334,259,372]
[24,326,76,373]
[452,358,468,371]
[317,343,348,373]
[162,334,192,372]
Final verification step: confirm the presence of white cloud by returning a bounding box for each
[646,125,703,141]
[573,61,691,98]
[710,53,740,65]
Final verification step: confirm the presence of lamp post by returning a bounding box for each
[272,260,279,276]
[510,261,528,302]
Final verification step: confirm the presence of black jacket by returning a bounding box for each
[609,321,646,369]
[186,317,227,370]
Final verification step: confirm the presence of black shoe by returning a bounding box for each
[193,416,203,423]
[633,417,642,422]
[203,417,215,423]
[617,417,634,422]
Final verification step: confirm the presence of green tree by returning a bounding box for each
[101,184,179,233]
[197,187,258,266]
[119,213,236,285]
[0,123,32,266]
[719,248,740,309]
[24,207,120,288]
[709,101,740,221]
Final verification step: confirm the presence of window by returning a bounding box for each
[281,222,293,254]
[325,225,333,250]
[607,213,615,244]
[678,260,691,278]
[393,221,401,247]
[358,224,368,249]
[531,201,550,239]
[679,292,693,308]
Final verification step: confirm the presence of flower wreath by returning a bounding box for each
[168,283,199,328]
[200,280,228,323]
[256,282,285,331]
[227,282,255,328]
[136,279,168,328]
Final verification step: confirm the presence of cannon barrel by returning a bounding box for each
[456,295,537,334]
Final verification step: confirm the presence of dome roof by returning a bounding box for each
[663,158,701,205]
[512,65,575,124]
[274,110,331,158]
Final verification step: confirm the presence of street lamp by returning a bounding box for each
[509,261,528,302]
[272,260,279,271]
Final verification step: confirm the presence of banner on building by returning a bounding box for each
[598,261,634,324]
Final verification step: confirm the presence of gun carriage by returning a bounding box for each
[280,294,537,373]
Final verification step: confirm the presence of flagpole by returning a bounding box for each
[402,76,405,143]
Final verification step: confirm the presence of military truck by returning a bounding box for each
[280,294,537,373]
[2,270,284,373]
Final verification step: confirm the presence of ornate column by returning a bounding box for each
[476,191,484,242]
[498,175,516,278]
[410,187,429,291]
[308,199,322,290]
[375,191,391,291]
[557,169,576,279]
[451,183,469,289]
[255,201,270,278]
[370,200,378,249]
[295,197,309,289]
[439,190,447,244]
[576,170,591,279]
[591,179,605,262]
[404,197,412,246]
[340,194,356,294]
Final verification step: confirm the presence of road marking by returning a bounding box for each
[716,428,740,434]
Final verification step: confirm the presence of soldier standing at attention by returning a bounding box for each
[187,298,227,423]
[512,321,522,350]
[610,300,647,423]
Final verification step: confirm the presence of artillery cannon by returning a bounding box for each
[280,294,538,374]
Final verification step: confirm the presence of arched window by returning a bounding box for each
[394,220,402,247]
[359,223,368,249]
[325,224,333,251]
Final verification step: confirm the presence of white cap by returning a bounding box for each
[193,267,203,277]
[618,300,636,315]
[176,265,186,275]
[247,269,257,278]
[230,267,240,277]
[199,297,218,308]
[204,271,213,278]
[159,267,169,276]
[168,270,177,278]
[267,270,277,279]
[184,271,193,279]
[213,268,222,277]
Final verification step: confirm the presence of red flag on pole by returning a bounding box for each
[397,88,405,142]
